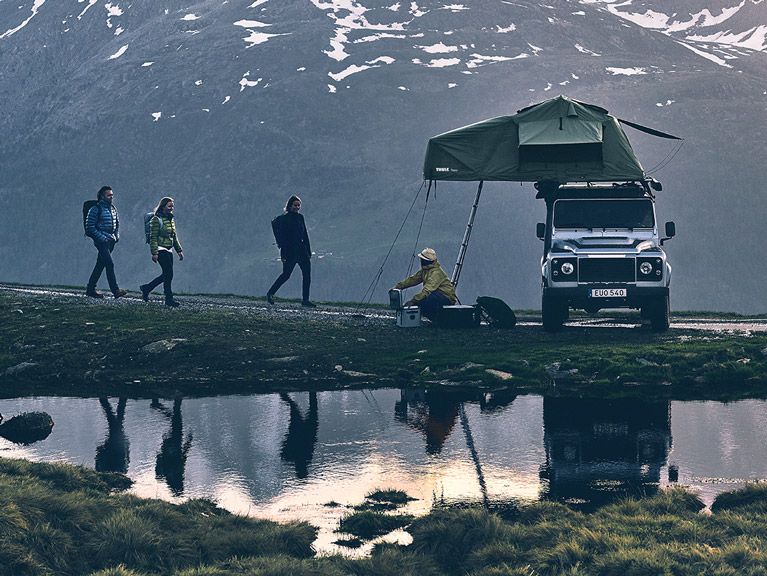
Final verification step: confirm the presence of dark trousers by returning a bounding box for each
[144,251,174,299]
[268,252,311,302]
[87,240,119,293]
[418,291,451,318]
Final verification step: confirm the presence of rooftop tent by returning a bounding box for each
[423,95,648,183]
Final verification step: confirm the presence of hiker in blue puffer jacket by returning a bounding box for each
[85,186,126,299]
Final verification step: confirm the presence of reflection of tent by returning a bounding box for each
[423,95,679,183]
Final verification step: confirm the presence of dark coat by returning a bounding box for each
[273,212,311,259]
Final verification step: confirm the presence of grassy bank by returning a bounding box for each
[5,457,767,575]
[3,288,767,400]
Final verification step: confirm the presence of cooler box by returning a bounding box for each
[434,305,479,328]
[396,306,421,327]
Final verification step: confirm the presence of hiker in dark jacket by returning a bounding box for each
[140,197,184,307]
[85,186,126,299]
[267,195,316,307]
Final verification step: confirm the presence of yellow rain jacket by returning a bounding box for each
[395,261,457,304]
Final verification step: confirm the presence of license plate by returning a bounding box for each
[591,288,626,298]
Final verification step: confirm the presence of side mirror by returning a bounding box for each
[536,222,545,240]
[661,221,676,245]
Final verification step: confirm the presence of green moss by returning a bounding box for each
[338,510,414,540]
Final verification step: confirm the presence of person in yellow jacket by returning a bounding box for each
[394,248,457,318]
[140,197,184,307]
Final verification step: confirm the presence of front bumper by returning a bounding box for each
[544,285,668,309]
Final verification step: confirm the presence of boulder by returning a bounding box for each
[0,411,54,444]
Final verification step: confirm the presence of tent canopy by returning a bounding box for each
[423,95,661,183]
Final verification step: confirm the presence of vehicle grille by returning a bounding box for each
[578,258,635,283]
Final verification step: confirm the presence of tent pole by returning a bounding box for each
[451,180,483,287]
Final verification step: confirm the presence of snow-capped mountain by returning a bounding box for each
[1,0,766,311]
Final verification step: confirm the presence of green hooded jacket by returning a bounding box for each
[395,261,457,304]
[150,215,182,256]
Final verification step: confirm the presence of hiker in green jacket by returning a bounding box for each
[394,248,457,318]
[140,197,184,307]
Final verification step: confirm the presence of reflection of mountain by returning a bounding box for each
[540,397,671,510]
[280,393,318,479]
[95,398,129,474]
[154,398,193,496]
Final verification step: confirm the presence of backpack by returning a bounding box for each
[476,296,517,329]
[271,214,285,247]
[82,200,100,237]
[144,212,165,243]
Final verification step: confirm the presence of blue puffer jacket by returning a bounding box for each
[86,200,120,243]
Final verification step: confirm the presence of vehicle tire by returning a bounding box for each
[542,294,567,332]
[650,295,670,332]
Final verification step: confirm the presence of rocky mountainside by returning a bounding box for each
[1,0,765,311]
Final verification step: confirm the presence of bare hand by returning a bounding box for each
[152,254,159,263]
[178,252,184,261]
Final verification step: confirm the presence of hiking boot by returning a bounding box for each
[139,284,151,302]
[85,289,104,299]
[267,293,275,305]
[301,300,317,308]
[165,299,180,308]
[113,289,127,299]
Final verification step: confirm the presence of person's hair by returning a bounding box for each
[154,196,174,216]
[285,195,301,212]
[97,186,112,200]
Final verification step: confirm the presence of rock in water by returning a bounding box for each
[0,411,54,444]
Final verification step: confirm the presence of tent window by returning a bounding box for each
[519,142,603,164]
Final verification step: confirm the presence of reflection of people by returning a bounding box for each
[85,186,126,299]
[395,389,460,455]
[140,197,184,307]
[153,398,193,496]
[394,248,456,318]
[95,397,129,473]
[280,392,318,479]
[267,196,315,307]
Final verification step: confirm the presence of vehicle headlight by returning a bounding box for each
[561,262,574,275]
[639,262,653,275]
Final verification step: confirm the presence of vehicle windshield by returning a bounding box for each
[553,199,655,229]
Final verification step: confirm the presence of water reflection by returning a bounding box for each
[280,392,318,479]
[153,398,193,496]
[95,397,129,474]
[540,398,672,510]
[395,389,460,455]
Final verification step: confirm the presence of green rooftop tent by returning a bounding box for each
[423,94,681,183]
[421,95,681,285]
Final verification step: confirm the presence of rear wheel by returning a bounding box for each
[542,294,568,332]
[649,295,670,332]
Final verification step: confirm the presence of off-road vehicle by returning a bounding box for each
[536,181,676,332]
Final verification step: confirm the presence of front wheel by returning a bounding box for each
[649,294,670,332]
[542,294,567,332]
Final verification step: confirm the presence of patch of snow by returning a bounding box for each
[326,28,351,61]
[559,80,569,85]
[466,52,527,68]
[234,19,270,28]
[417,42,458,54]
[105,3,123,18]
[496,24,516,33]
[195,80,203,86]
[544,82,552,91]
[423,57,461,67]
[676,41,733,68]
[329,64,372,81]
[528,43,542,55]
[606,66,647,75]
[387,2,400,10]
[114,27,124,36]
[242,31,290,47]
[328,84,337,93]
[572,10,585,15]
[368,56,395,64]
[1,0,47,38]
[410,2,427,17]
[297,67,306,71]
[687,25,767,51]
[575,43,601,56]
[151,112,162,122]
[398,85,409,90]
[202,108,210,112]
[181,13,200,21]
[142,61,154,67]
[354,32,407,43]
[448,82,457,88]
[249,0,269,6]
[77,0,99,21]
[222,96,231,104]
[441,4,468,11]
[108,44,129,60]
[571,73,579,79]
[239,72,263,91]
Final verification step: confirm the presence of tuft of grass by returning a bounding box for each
[338,511,414,540]
[93,510,162,571]
[87,565,149,576]
[712,483,767,513]
[365,488,415,505]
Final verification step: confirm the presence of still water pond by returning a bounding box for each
[2,390,767,553]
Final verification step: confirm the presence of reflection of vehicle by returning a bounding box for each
[536,182,676,332]
[540,397,671,510]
